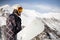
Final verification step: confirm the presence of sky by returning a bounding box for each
[0,0,60,13]
[0,0,60,6]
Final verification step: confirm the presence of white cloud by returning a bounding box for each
[34,4,60,13]
[21,3,60,13]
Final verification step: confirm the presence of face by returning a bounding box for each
[17,7,23,16]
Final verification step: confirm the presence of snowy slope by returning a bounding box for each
[17,8,60,40]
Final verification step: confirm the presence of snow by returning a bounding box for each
[17,18,44,40]
[0,17,6,27]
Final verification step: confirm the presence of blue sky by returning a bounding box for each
[0,0,60,6]
[0,0,60,13]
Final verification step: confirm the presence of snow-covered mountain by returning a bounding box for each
[21,9,60,40]
[0,4,60,40]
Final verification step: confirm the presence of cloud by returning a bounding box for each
[35,4,60,13]
[21,3,60,13]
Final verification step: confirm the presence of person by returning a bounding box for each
[5,5,23,40]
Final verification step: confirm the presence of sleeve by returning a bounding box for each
[6,15,17,35]
[16,18,22,33]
